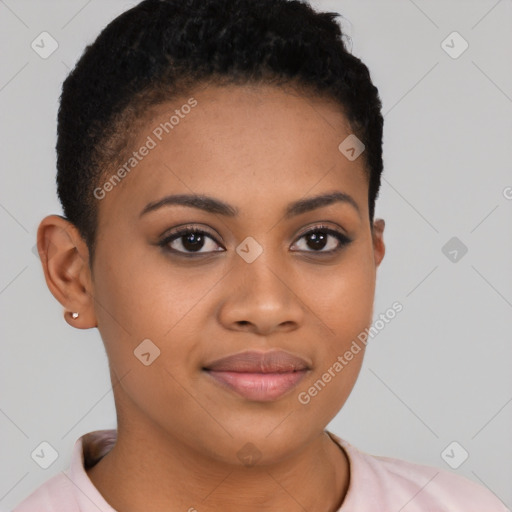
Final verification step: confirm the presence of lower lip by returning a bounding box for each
[204,370,309,402]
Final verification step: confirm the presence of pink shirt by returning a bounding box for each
[13,429,509,511]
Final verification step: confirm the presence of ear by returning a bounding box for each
[36,215,97,329]
[371,218,385,268]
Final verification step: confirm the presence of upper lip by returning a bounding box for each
[203,350,311,373]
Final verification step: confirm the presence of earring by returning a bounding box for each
[71,312,79,319]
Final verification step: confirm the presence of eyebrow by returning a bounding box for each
[139,190,361,220]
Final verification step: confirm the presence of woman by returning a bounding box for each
[14,0,507,510]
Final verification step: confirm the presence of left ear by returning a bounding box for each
[371,218,385,267]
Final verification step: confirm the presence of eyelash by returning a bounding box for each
[157,224,352,257]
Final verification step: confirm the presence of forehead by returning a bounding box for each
[96,83,369,224]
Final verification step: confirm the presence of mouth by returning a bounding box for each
[202,350,311,402]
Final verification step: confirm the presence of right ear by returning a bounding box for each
[36,215,98,329]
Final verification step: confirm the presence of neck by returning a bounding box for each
[86,426,350,512]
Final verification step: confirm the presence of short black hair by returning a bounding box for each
[56,0,384,265]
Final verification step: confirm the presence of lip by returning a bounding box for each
[203,350,311,402]
[204,349,311,373]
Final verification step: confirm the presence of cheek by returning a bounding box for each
[91,249,204,424]
[91,244,226,398]
[294,269,371,426]
[93,243,218,337]
[300,245,376,340]
[293,243,375,417]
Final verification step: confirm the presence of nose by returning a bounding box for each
[217,252,305,336]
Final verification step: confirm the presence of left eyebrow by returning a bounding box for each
[139,190,361,219]
[283,191,361,220]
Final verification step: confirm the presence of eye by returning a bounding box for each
[158,224,352,257]
[158,226,224,255]
[291,225,352,254]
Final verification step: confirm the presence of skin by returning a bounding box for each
[37,83,385,512]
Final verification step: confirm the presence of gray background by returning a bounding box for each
[1,0,511,509]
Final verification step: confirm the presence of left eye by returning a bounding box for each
[291,226,351,253]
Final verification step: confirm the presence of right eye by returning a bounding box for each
[158,226,225,255]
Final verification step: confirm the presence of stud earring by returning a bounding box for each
[71,312,79,319]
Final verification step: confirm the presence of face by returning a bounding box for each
[43,83,385,465]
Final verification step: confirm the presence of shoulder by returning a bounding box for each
[12,472,78,512]
[327,432,509,512]
[12,429,117,512]
[369,452,506,510]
